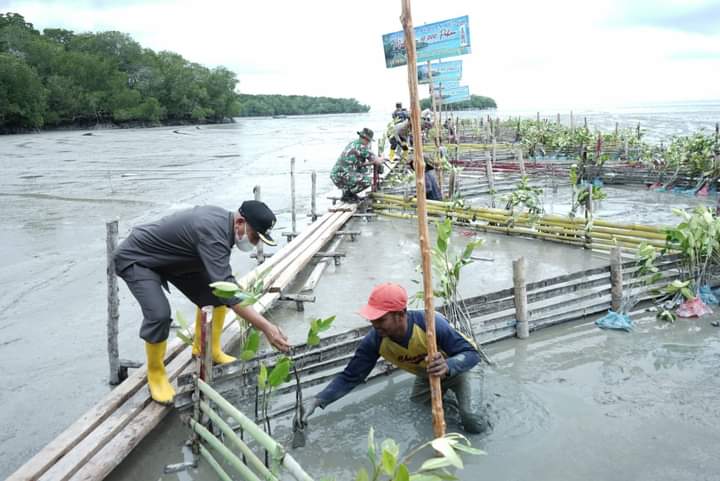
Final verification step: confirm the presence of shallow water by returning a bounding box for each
[107,312,720,481]
[1,104,720,478]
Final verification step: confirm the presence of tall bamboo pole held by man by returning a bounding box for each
[400,0,446,438]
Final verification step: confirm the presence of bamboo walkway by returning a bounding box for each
[7,201,359,481]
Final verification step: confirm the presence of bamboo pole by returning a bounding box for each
[200,401,278,481]
[199,444,233,481]
[201,306,213,382]
[610,247,623,312]
[291,157,297,235]
[254,185,265,264]
[400,0,445,438]
[513,257,529,339]
[311,171,318,222]
[190,419,263,481]
[106,220,120,385]
[584,184,593,249]
[570,110,574,132]
[198,379,283,459]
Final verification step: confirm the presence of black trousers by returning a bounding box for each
[117,264,223,343]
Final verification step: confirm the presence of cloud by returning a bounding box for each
[3,0,720,112]
[607,0,720,34]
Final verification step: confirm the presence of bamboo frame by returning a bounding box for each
[400,0,445,438]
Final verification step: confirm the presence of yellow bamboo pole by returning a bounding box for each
[400,0,445,438]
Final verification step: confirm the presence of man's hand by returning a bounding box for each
[300,397,322,425]
[263,324,290,352]
[426,352,449,378]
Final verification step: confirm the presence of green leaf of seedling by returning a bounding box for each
[258,363,267,389]
[430,438,463,469]
[212,288,237,299]
[317,315,336,331]
[175,310,190,330]
[240,328,260,361]
[452,443,487,456]
[680,287,695,300]
[355,468,369,481]
[381,450,396,476]
[176,331,192,346]
[367,427,376,461]
[307,332,321,347]
[409,475,444,481]
[381,438,399,458]
[268,356,293,387]
[419,457,454,472]
[394,464,410,481]
[209,281,241,292]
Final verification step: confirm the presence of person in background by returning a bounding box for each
[114,201,290,404]
[330,128,384,202]
[298,283,489,434]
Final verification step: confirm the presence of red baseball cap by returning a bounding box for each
[357,283,408,320]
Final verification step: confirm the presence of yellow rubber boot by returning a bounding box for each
[192,308,203,357]
[192,306,236,364]
[210,306,236,364]
[145,341,175,404]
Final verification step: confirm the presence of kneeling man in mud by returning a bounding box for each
[114,201,290,405]
[300,282,489,434]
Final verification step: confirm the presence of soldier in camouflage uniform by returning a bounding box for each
[330,128,383,202]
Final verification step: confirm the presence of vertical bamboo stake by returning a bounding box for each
[201,306,213,382]
[253,185,265,264]
[106,220,120,385]
[536,112,540,123]
[513,257,529,339]
[615,122,619,137]
[290,157,297,235]
[584,117,588,129]
[400,0,445,438]
[610,247,623,312]
[310,170,318,222]
[517,147,525,176]
[584,184,593,249]
[636,122,641,140]
[487,135,496,207]
[570,110,575,132]
[556,113,561,125]
[448,168,456,200]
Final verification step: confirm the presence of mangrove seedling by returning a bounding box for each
[353,427,485,481]
[503,175,544,226]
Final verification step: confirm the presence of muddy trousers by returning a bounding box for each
[117,264,224,343]
[410,371,489,434]
[330,171,372,196]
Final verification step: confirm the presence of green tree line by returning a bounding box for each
[236,94,369,117]
[420,94,496,111]
[0,13,370,132]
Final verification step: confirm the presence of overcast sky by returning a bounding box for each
[3,0,720,112]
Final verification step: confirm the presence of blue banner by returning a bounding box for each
[432,80,460,92]
[418,60,463,85]
[435,86,470,105]
[382,16,471,68]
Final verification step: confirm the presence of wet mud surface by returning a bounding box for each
[2,106,720,479]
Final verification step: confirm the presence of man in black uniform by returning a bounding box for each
[114,201,290,404]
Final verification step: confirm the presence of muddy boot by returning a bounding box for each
[451,373,492,435]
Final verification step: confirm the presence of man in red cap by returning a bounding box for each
[298,282,489,434]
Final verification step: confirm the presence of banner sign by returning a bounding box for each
[432,80,460,92]
[382,15,471,68]
[435,86,470,104]
[418,60,463,84]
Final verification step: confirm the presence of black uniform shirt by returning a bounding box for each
[115,205,237,285]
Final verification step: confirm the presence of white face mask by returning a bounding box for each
[235,233,254,252]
